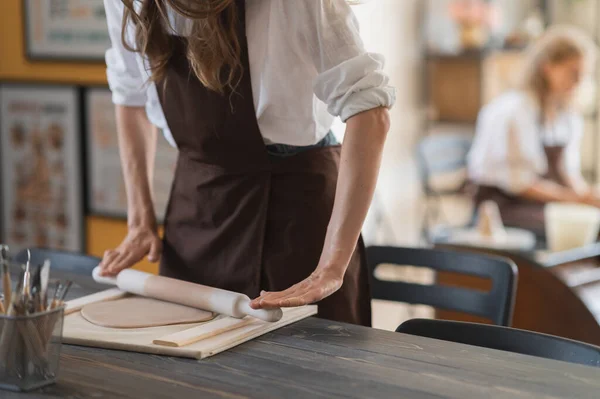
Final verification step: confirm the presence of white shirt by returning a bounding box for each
[103,0,396,147]
[468,90,584,194]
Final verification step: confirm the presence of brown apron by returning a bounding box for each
[474,144,567,236]
[155,0,371,326]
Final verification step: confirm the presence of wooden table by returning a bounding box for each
[6,271,600,398]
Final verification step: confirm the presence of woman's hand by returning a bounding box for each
[250,266,344,309]
[98,226,162,276]
[99,105,159,276]
[581,191,600,208]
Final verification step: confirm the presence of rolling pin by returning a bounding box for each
[92,267,282,322]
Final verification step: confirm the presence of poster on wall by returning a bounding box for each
[85,87,178,221]
[0,85,84,253]
[24,0,110,61]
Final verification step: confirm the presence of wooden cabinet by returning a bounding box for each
[426,51,524,123]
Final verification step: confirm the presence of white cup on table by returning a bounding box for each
[545,202,600,252]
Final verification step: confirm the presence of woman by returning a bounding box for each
[468,26,598,235]
[98,0,395,326]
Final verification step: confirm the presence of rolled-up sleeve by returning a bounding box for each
[103,0,148,107]
[301,0,396,122]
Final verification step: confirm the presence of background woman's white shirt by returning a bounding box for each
[467,90,585,194]
[103,0,396,147]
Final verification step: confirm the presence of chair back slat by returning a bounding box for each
[367,246,518,326]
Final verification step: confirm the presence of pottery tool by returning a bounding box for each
[92,267,283,322]
[49,281,63,310]
[0,245,11,312]
[40,260,50,311]
[21,249,32,302]
[29,264,42,313]
[57,280,72,306]
[6,271,23,317]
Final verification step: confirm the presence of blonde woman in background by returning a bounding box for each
[468,26,599,235]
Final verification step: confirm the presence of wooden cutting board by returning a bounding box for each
[62,293,317,359]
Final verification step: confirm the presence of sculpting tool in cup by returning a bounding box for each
[40,260,50,311]
[30,264,42,313]
[6,272,24,317]
[59,280,73,303]
[50,280,73,310]
[0,245,11,312]
[50,281,62,310]
[22,249,32,301]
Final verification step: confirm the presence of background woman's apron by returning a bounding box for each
[156,0,371,326]
[474,144,567,236]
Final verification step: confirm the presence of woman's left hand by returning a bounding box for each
[250,267,344,309]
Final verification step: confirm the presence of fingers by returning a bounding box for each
[99,249,138,276]
[107,252,137,275]
[251,281,320,309]
[102,251,127,276]
[148,238,162,263]
[99,250,119,275]
[250,283,302,309]
[251,272,344,309]
[264,288,321,308]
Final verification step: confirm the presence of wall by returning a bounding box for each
[0,1,106,84]
[0,0,159,273]
[354,0,424,246]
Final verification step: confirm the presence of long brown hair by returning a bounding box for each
[519,25,596,113]
[121,0,242,94]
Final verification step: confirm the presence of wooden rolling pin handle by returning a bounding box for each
[92,267,283,322]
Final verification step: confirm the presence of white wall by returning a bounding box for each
[347,0,425,247]
[348,0,436,330]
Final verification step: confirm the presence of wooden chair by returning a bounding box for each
[366,246,518,326]
[435,244,600,346]
[13,248,100,275]
[397,318,600,368]
[416,133,473,241]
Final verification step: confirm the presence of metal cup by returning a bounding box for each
[0,306,64,392]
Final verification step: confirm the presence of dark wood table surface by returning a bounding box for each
[6,269,600,399]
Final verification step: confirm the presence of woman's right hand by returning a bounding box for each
[578,190,600,208]
[98,226,162,276]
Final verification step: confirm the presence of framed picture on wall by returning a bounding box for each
[84,87,178,222]
[23,0,110,61]
[0,84,85,253]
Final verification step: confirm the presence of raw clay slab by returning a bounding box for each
[63,301,317,359]
[81,297,215,328]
